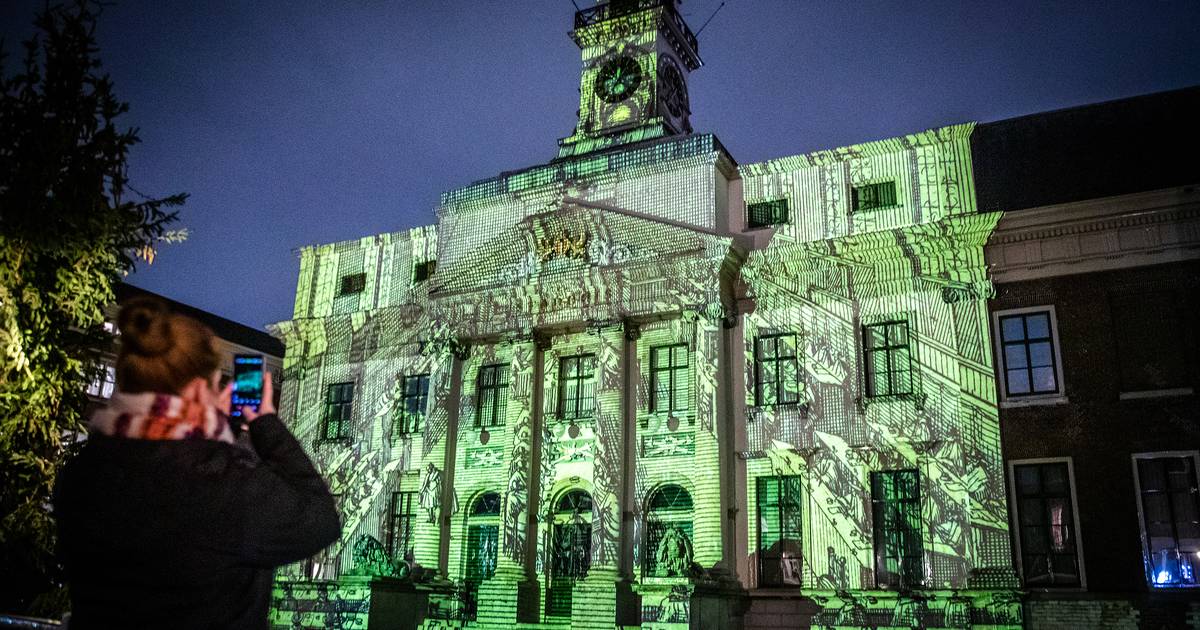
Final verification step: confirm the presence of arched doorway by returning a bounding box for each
[644,484,694,577]
[463,491,500,618]
[547,489,592,618]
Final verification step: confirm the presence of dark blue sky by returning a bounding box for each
[4,1,1199,330]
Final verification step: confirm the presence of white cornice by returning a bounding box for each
[986,185,1200,282]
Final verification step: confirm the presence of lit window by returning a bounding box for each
[754,333,801,407]
[1134,453,1199,588]
[1012,461,1082,587]
[644,485,693,578]
[852,181,898,212]
[747,199,789,228]
[871,469,923,589]
[475,364,509,428]
[321,382,354,440]
[387,490,416,559]
[87,363,116,399]
[756,475,803,586]
[994,307,1063,399]
[396,374,430,435]
[863,321,912,398]
[650,344,689,414]
[558,354,596,421]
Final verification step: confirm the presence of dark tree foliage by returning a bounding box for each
[0,1,186,615]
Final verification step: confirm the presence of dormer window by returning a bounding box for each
[747,199,789,228]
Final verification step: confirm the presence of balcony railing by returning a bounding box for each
[573,0,699,58]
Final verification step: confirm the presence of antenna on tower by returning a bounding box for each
[570,0,582,10]
[695,0,727,36]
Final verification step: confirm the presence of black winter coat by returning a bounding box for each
[55,414,340,629]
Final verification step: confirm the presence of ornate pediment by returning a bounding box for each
[434,197,731,298]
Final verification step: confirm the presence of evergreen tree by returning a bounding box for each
[0,1,186,615]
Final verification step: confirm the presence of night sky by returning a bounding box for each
[4,1,1199,331]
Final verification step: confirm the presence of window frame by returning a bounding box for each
[1131,450,1200,589]
[396,373,431,436]
[1007,457,1087,590]
[851,180,899,212]
[649,343,690,415]
[546,489,593,618]
[746,198,790,229]
[412,259,437,284]
[388,490,417,559]
[753,333,802,408]
[992,305,1067,407]
[643,484,694,579]
[321,382,355,441]
[339,272,366,296]
[755,474,805,588]
[863,320,914,399]
[475,364,510,428]
[557,353,597,421]
[870,468,925,590]
[87,362,117,399]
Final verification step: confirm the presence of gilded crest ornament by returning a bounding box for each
[536,230,589,262]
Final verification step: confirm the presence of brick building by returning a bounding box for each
[978,87,1200,629]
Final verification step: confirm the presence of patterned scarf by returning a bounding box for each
[89,391,235,444]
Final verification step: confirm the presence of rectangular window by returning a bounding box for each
[852,181,898,212]
[864,321,912,397]
[756,475,803,586]
[475,364,509,428]
[413,260,436,284]
[996,308,1062,399]
[339,272,366,295]
[86,363,116,399]
[558,354,596,421]
[396,374,430,435]
[871,469,923,589]
[650,344,690,414]
[1134,453,1199,588]
[388,490,416,559]
[747,199,790,228]
[1012,461,1083,587]
[754,333,801,407]
[322,382,354,440]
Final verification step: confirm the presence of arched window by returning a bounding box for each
[645,484,694,577]
[462,492,501,620]
[547,489,592,617]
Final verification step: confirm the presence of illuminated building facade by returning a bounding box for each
[269,1,1023,627]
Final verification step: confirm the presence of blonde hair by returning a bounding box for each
[115,296,221,395]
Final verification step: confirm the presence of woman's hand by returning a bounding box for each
[241,371,276,422]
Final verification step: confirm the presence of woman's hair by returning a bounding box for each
[115,296,221,394]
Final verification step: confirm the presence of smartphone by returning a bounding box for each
[231,354,264,418]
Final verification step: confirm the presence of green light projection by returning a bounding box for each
[266,6,1018,629]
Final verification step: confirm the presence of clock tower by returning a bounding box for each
[557,0,702,159]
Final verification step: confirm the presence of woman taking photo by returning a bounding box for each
[55,296,340,628]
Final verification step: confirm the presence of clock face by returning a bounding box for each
[595,55,643,104]
[658,60,689,119]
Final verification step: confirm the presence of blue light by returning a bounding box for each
[1155,569,1171,585]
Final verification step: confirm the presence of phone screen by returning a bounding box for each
[231,354,264,418]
